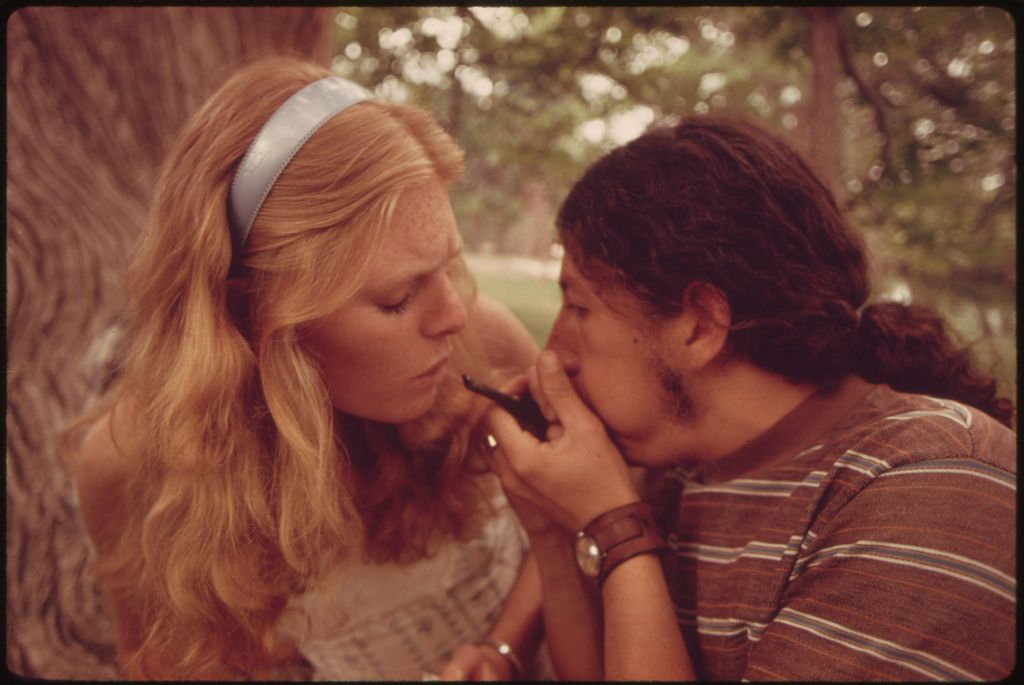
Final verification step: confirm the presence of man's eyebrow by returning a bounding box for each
[558,274,581,296]
[560,272,607,304]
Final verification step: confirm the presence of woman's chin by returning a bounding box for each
[334,375,449,425]
[381,386,442,425]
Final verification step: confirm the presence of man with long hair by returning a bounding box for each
[481,116,1016,681]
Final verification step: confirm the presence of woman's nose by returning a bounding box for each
[425,273,467,338]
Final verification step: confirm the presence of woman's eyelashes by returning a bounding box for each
[377,278,419,314]
[379,260,460,316]
[379,290,414,315]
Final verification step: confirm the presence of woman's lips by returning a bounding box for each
[416,355,450,381]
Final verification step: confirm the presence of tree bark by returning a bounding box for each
[5,7,331,679]
[801,7,843,198]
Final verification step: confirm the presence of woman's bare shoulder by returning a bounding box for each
[71,400,137,548]
[74,401,134,484]
[472,293,540,373]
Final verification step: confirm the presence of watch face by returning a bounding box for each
[575,533,602,576]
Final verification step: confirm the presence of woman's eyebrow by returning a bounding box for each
[374,235,463,293]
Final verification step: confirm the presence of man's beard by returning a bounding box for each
[608,351,701,467]
[653,353,699,423]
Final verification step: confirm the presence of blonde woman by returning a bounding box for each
[64,57,545,680]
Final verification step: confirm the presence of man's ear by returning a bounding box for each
[663,281,732,371]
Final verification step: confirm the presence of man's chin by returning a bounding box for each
[609,427,691,470]
[608,431,644,466]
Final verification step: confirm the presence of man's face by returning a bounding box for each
[545,251,701,466]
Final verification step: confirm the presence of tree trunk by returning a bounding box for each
[801,7,843,198]
[506,179,555,258]
[5,7,331,679]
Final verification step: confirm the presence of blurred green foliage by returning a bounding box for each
[331,5,1016,403]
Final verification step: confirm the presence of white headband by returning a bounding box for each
[227,76,374,251]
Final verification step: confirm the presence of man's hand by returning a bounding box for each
[484,351,638,532]
[483,375,567,538]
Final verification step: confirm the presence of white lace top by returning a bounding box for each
[276,485,534,680]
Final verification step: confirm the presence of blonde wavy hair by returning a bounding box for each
[63,57,503,677]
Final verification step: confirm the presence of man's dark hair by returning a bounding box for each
[557,116,1013,426]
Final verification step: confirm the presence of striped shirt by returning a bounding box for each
[648,376,1016,681]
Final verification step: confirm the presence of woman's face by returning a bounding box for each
[304,180,467,424]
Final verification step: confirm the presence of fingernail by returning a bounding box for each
[539,350,558,372]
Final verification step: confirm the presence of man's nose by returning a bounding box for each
[545,316,580,376]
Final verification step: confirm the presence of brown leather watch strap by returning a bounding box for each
[584,501,655,536]
[591,511,644,551]
[598,526,667,586]
[582,501,667,586]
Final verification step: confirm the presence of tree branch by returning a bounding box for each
[836,20,892,171]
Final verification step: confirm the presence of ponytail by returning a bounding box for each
[855,302,1014,427]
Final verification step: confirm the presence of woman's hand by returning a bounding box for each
[484,351,638,532]
[438,643,514,681]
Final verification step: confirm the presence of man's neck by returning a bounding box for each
[638,359,819,468]
[692,360,818,461]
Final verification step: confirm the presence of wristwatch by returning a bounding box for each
[574,501,667,586]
